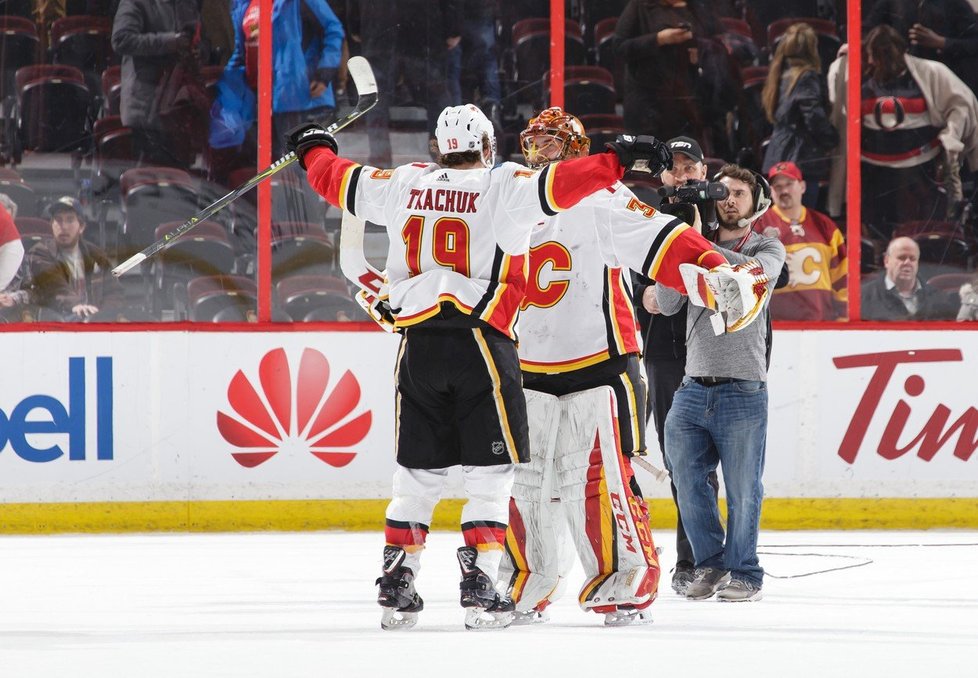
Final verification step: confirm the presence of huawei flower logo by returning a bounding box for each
[217,348,372,468]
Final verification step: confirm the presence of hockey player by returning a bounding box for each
[502,108,739,626]
[284,104,675,631]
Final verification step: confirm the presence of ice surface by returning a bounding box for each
[1,530,975,677]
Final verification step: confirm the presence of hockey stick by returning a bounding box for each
[112,56,379,278]
[339,209,394,331]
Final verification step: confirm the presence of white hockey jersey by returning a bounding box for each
[304,148,631,338]
[519,183,727,372]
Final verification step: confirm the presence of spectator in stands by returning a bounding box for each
[24,197,126,322]
[614,0,737,156]
[866,0,978,95]
[355,0,461,167]
[0,193,24,303]
[446,0,501,127]
[861,236,959,320]
[112,0,204,168]
[754,161,848,320]
[218,0,344,158]
[958,272,978,320]
[762,22,839,210]
[630,135,719,595]
[835,24,978,239]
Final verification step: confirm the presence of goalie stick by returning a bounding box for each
[112,56,379,278]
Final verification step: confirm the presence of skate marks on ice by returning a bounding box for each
[1,531,976,677]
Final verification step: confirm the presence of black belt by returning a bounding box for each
[692,376,742,387]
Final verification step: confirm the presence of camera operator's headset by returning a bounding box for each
[709,169,773,231]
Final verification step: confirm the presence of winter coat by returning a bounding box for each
[111,0,201,131]
[26,239,126,320]
[224,0,343,114]
[866,0,978,93]
[860,273,959,321]
[762,69,839,181]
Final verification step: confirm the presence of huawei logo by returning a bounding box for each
[217,348,372,468]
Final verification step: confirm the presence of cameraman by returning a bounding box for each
[630,136,721,595]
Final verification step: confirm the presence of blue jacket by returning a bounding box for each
[225,0,343,114]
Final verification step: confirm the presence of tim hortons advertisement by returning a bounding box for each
[0,330,975,504]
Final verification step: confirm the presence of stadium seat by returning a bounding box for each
[271,221,336,279]
[14,216,51,249]
[275,274,358,322]
[119,167,199,259]
[153,220,236,313]
[513,18,586,104]
[579,113,623,153]
[926,272,973,293]
[737,65,772,164]
[552,65,617,117]
[719,17,761,68]
[100,64,121,116]
[0,17,39,102]
[49,15,115,93]
[0,168,38,217]
[67,0,114,16]
[593,17,623,100]
[912,231,975,270]
[15,64,93,153]
[94,115,134,165]
[861,235,882,274]
[184,275,257,322]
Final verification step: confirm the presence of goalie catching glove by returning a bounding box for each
[679,261,771,335]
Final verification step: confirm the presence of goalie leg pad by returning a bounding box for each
[501,390,575,612]
[553,386,661,613]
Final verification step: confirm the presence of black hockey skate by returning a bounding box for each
[377,545,423,631]
[457,546,514,631]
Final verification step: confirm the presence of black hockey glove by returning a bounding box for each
[605,134,673,175]
[285,122,338,170]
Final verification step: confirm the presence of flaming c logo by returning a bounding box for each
[217,348,372,468]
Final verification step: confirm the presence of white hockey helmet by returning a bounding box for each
[435,104,496,168]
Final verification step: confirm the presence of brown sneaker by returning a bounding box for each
[717,578,763,602]
[685,567,730,600]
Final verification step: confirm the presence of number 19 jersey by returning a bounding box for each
[303,148,629,339]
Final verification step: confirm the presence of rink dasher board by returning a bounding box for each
[0,329,976,532]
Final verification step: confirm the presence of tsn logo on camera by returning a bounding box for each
[0,357,114,463]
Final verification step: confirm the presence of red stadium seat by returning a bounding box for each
[15,64,93,153]
[184,275,258,322]
[15,216,51,249]
[101,65,121,116]
[512,18,586,104]
[154,220,236,314]
[271,221,336,279]
[275,274,359,322]
[549,65,617,116]
[49,15,115,92]
[0,17,39,101]
[926,273,973,293]
[0,168,38,217]
[593,17,624,101]
[119,167,199,260]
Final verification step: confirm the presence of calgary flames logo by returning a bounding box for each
[217,348,372,468]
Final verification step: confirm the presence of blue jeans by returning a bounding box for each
[664,378,768,586]
[446,18,501,105]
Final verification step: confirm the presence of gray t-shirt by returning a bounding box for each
[656,230,786,382]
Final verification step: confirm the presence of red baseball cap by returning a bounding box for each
[768,161,803,182]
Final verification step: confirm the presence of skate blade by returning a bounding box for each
[381,607,419,631]
[510,609,550,626]
[464,608,513,631]
[604,610,653,627]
